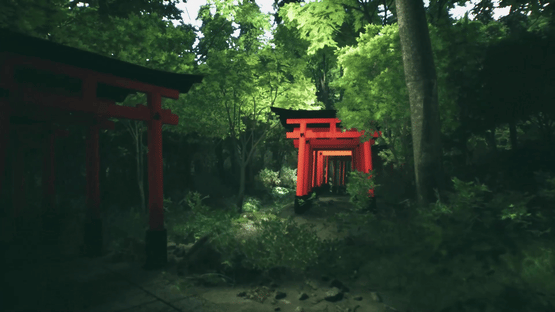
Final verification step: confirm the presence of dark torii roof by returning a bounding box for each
[270,107,343,132]
[0,29,204,102]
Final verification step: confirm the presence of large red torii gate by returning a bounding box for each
[0,30,203,269]
[271,108,380,214]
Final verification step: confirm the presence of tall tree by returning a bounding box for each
[395,0,444,205]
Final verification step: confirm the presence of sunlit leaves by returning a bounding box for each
[281,0,346,55]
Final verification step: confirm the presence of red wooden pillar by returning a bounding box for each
[295,122,307,197]
[357,145,364,171]
[317,152,324,187]
[312,150,317,189]
[341,160,345,186]
[341,159,345,185]
[84,123,102,257]
[145,92,167,269]
[363,140,372,173]
[304,140,311,195]
[329,158,333,185]
[336,159,340,186]
[333,158,338,188]
[353,147,358,171]
[307,146,313,192]
[325,156,329,184]
[363,140,374,196]
[351,150,355,170]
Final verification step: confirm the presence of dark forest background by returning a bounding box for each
[2,1,555,311]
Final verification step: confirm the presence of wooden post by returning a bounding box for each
[317,152,324,187]
[307,146,313,193]
[351,149,355,170]
[356,145,364,171]
[341,160,345,186]
[295,122,307,197]
[145,92,167,269]
[304,140,311,195]
[325,156,329,184]
[84,123,102,257]
[312,150,317,189]
[363,140,374,196]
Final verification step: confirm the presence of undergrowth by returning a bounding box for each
[321,172,555,312]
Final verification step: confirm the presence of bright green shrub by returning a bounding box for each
[166,191,234,243]
[258,168,281,190]
[271,186,291,199]
[279,166,297,189]
[242,196,262,212]
[325,177,555,312]
[345,170,379,212]
[234,216,323,271]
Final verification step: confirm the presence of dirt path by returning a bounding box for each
[4,195,409,312]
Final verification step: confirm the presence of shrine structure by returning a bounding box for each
[271,107,380,213]
[0,29,203,269]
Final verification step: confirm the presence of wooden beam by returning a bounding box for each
[287,128,362,139]
[10,88,178,125]
[294,139,361,148]
[318,150,353,156]
[4,53,180,99]
[287,118,340,125]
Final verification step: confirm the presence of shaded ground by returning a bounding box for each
[4,194,408,312]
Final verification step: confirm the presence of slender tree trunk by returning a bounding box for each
[395,0,444,206]
[215,139,226,182]
[237,161,246,212]
[125,120,147,213]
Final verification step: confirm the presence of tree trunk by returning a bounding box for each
[124,120,147,213]
[395,0,444,206]
[236,161,246,213]
[215,139,226,182]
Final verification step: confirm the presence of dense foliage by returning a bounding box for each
[2,1,555,311]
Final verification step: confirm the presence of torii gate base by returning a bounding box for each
[145,229,168,269]
[294,194,314,215]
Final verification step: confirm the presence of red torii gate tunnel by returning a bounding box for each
[0,30,203,269]
[271,107,380,214]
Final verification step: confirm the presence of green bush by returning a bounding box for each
[279,166,297,189]
[233,216,324,271]
[258,168,281,191]
[165,190,323,275]
[166,191,234,243]
[242,196,262,212]
[345,170,379,212]
[323,176,555,312]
